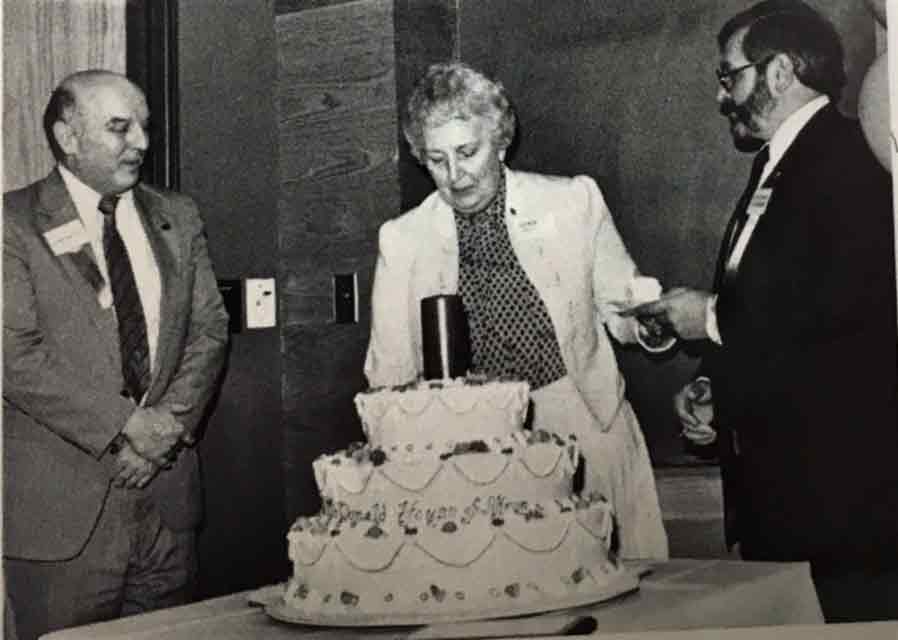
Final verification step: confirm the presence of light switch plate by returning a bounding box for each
[245,277,276,329]
[333,272,358,324]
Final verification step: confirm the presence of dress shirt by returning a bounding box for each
[706,95,830,344]
[59,166,161,370]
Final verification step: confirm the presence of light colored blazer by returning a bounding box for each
[364,167,641,431]
[3,169,229,561]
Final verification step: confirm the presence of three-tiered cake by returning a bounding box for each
[279,376,638,623]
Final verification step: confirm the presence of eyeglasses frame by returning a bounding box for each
[716,54,777,91]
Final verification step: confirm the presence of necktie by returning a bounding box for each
[100,194,150,401]
[725,145,770,259]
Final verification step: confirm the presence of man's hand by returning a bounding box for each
[674,378,717,446]
[623,287,712,341]
[112,439,160,489]
[121,406,187,467]
[159,402,196,448]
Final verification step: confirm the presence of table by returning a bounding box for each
[596,622,898,640]
[42,559,826,639]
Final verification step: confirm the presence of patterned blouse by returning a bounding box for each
[455,173,567,390]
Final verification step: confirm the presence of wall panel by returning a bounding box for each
[177,0,286,597]
[3,0,125,190]
[276,0,400,519]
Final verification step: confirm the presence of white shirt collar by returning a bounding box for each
[58,165,134,237]
[762,94,829,183]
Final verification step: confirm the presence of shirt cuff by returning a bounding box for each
[107,432,128,455]
[706,294,722,345]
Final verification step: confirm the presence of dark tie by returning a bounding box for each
[714,146,771,291]
[100,194,151,401]
[725,145,770,259]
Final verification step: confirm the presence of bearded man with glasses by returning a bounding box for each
[626,0,898,622]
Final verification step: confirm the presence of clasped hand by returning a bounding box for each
[122,404,193,466]
[112,404,194,488]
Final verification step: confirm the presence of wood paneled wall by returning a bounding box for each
[276,0,400,518]
[3,0,126,191]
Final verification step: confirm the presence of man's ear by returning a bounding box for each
[52,120,78,155]
[769,53,796,95]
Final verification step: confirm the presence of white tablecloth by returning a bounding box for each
[42,559,827,639]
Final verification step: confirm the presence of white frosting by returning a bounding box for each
[313,431,580,521]
[355,379,530,447]
[286,496,623,617]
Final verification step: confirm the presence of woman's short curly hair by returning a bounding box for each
[403,62,517,162]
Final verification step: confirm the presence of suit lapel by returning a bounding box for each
[503,170,570,339]
[730,105,839,283]
[34,172,119,367]
[714,106,838,292]
[133,185,179,400]
[759,104,838,194]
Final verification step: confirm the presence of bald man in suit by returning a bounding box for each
[3,70,229,640]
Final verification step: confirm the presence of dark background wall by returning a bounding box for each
[177,0,287,596]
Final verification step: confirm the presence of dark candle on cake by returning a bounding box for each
[421,294,471,380]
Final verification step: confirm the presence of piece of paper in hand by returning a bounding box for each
[628,276,662,304]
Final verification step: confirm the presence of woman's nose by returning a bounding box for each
[448,158,469,185]
[446,159,460,183]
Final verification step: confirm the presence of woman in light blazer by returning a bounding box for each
[364,62,668,560]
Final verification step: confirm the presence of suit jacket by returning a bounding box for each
[705,105,898,564]
[3,169,229,561]
[364,167,642,432]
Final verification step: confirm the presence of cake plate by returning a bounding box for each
[263,566,640,627]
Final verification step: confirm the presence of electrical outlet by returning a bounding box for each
[245,277,276,329]
[333,272,358,324]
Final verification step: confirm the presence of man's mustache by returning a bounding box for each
[720,100,748,120]
[122,152,145,164]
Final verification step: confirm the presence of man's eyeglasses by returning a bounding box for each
[716,55,775,91]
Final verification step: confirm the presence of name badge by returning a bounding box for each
[515,215,555,237]
[43,219,90,255]
[746,188,773,217]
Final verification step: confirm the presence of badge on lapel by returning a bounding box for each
[43,220,107,302]
[514,213,557,238]
[43,219,89,256]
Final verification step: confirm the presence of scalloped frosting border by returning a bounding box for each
[314,432,579,496]
[290,497,613,570]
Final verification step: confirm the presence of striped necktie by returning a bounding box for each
[99,194,150,402]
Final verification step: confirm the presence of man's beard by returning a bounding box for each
[720,78,774,152]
